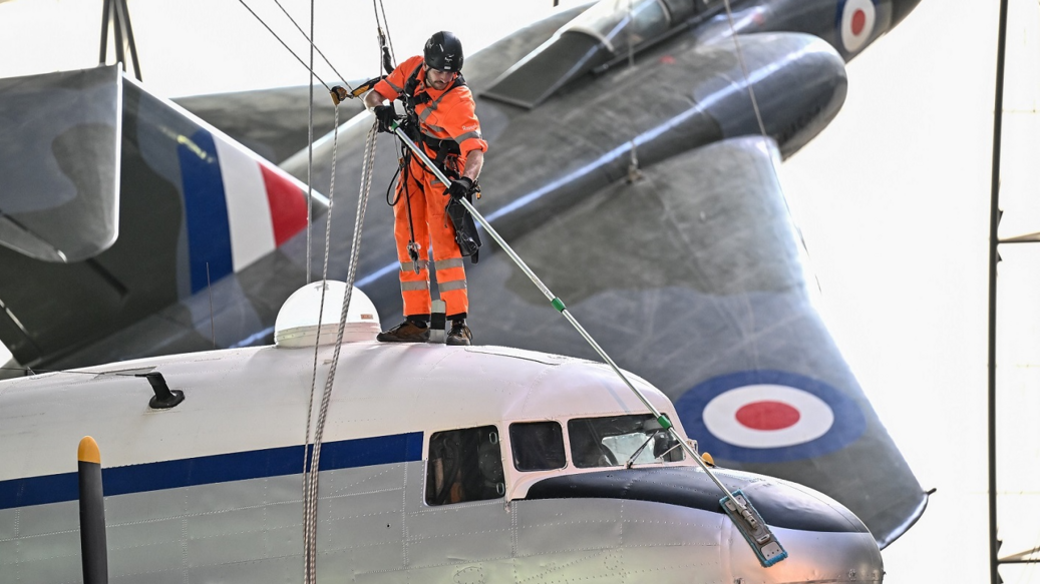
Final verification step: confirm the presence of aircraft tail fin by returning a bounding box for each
[0,65,322,369]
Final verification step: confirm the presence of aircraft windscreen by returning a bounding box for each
[565,0,684,54]
[568,415,684,468]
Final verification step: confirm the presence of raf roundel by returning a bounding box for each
[675,370,866,463]
[837,0,877,54]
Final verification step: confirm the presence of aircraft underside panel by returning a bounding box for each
[0,461,882,583]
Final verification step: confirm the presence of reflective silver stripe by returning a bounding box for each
[418,91,451,123]
[426,123,448,134]
[400,260,429,271]
[435,258,465,270]
[386,79,404,94]
[453,130,482,144]
[437,279,468,292]
[400,281,429,292]
[422,129,450,142]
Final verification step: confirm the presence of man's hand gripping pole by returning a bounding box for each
[387,120,787,567]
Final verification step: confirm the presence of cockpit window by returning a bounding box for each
[566,0,672,52]
[510,421,566,472]
[425,426,505,506]
[484,0,701,109]
[568,414,684,468]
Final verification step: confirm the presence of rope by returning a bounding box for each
[302,117,379,584]
[234,0,334,91]
[722,0,767,137]
[299,105,334,584]
[299,5,387,581]
[300,104,338,584]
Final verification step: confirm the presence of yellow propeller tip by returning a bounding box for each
[78,436,101,464]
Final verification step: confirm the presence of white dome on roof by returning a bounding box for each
[274,281,380,347]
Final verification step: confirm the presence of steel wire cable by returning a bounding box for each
[270,0,353,89]
[722,0,767,137]
[374,0,397,69]
[234,0,343,92]
[306,0,315,284]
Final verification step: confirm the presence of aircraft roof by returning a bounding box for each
[0,342,681,479]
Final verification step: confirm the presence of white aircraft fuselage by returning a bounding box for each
[0,287,882,583]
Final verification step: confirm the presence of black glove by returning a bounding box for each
[373,104,397,133]
[446,177,474,200]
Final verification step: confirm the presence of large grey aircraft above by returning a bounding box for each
[0,0,927,576]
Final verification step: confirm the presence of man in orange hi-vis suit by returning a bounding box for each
[363,31,487,346]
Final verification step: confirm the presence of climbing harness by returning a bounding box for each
[388,121,787,567]
[396,63,482,262]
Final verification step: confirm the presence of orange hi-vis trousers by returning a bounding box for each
[394,154,468,319]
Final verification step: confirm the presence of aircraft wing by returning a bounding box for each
[175,84,367,165]
[462,135,927,547]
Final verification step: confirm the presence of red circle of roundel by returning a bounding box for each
[736,401,800,431]
[837,0,877,54]
[851,10,866,35]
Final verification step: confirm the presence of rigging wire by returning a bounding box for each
[270,0,352,88]
[234,0,336,91]
[722,0,767,137]
[374,0,397,70]
[306,0,315,284]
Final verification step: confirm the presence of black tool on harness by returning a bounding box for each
[445,187,481,263]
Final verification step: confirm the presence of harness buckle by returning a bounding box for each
[407,241,422,274]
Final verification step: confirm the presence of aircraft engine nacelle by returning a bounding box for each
[472,31,846,236]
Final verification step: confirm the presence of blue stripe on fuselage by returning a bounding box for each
[178,129,233,294]
[0,432,423,510]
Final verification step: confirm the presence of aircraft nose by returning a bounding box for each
[524,467,884,582]
[726,478,884,582]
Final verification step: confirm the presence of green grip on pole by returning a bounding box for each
[551,297,566,312]
[657,416,672,430]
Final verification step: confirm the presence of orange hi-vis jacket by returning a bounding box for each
[373,55,488,320]
[374,55,487,170]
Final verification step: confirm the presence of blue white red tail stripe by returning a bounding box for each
[177,128,309,294]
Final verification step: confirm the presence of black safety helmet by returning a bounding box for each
[424,31,464,72]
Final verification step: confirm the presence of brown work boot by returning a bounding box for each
[445,320,472,346]
[376,319,430,343]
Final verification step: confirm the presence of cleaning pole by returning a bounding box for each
[389,121,786,567]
